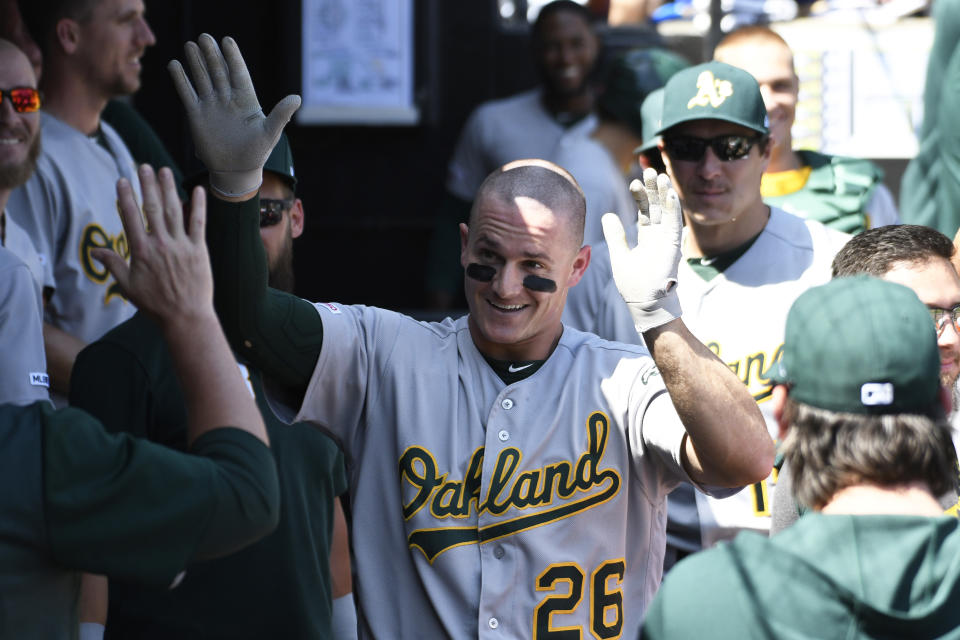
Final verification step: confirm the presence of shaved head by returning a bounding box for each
[473,159,586,248]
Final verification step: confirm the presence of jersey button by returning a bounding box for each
[488,617,499,629]
[493,545,505,559]
[501,398,514,410]
[497,429,509,442]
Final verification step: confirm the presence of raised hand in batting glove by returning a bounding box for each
[168,34,301,198]
[601,167,683,334]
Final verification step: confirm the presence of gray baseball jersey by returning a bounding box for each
[0,245,49,405]
[7,112,138,346]
[295,305,736,639]
[446,89,598,201]
[2,210,49,307]
[568,208,848,549]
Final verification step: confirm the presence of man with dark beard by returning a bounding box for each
[69,136,358,640]
[256,133,303,293]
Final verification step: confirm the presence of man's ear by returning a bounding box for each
[566,244,591,288]
[772,384,790,440]
[459,223,469,268]
[55,18,81,55]
[288,198,304,239]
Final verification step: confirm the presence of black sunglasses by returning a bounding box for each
[0,87,42,113]
[259,198,292,227]
[662,134,766,162]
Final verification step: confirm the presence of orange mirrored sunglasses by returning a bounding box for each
[1,87,42,113]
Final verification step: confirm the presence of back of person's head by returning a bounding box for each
[714,25,793,64]
[473,159,586,247]
[18,0,97,56]
[831,224,956,279]
[598,48,689,140]
[775,276,956,510]
[531,0,595,46]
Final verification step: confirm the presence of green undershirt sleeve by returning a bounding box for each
[206,196,323,398]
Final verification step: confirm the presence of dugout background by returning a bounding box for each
[135,1,905,314]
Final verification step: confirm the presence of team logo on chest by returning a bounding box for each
[399,411,621,562]
[79,222,129,304]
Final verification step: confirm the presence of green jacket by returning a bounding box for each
[764,150,884,234]
[0,401,279,639]
[644,514,960,639]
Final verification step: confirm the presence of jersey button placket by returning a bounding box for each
[488,617,499,630]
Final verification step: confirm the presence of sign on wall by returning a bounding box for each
[299,0,418,125]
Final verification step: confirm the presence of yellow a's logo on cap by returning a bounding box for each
[687,71,733,109]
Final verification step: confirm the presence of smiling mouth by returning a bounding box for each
[488,300,527,313]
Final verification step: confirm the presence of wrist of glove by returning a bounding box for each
[625,286,681,334]
[208,169,263,198]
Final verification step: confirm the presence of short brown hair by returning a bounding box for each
[782,398,957,510]
[831,224,956,279]
[714,25,793,63]
[472,159,586,248]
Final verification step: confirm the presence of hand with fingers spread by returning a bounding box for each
[601,167,684,334]
[168,34,301,198]
[93,165,214,325]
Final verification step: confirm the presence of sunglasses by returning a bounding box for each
[259,198,292,227]
[929,305,960,336]
[662,134,765,162]
[0,87,42,113]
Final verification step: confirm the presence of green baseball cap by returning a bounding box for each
[600,48,690,140]
[656,61,769,136]
[634,87,664,155]
[773,276,940,415]
[264,132,297,191]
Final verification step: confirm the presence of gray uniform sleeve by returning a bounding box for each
[0,248,50,405]
[43,408,280,587]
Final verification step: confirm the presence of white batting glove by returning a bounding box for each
[168,34,301,197]
[601,168,683,334]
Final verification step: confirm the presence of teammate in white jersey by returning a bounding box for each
[426,0,604,309]
[170,35,774,638]
[568,61,850,564]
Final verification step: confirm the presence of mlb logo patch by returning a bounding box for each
[315,302,342,315]
[30,372,50,388]
[861,382,894,406]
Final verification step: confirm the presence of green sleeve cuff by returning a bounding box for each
[206,196,323,394]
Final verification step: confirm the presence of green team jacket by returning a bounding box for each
[899,0,960,236]
[70,312,347,639]
[764,150,884,235]
[0,401,279,639]
[644,514,960,639]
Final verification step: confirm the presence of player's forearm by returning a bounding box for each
[162,310,267,446]
[77,573,107,625]
[644,319,773,487]
[45,323,86,394]
[206,194,321,395]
